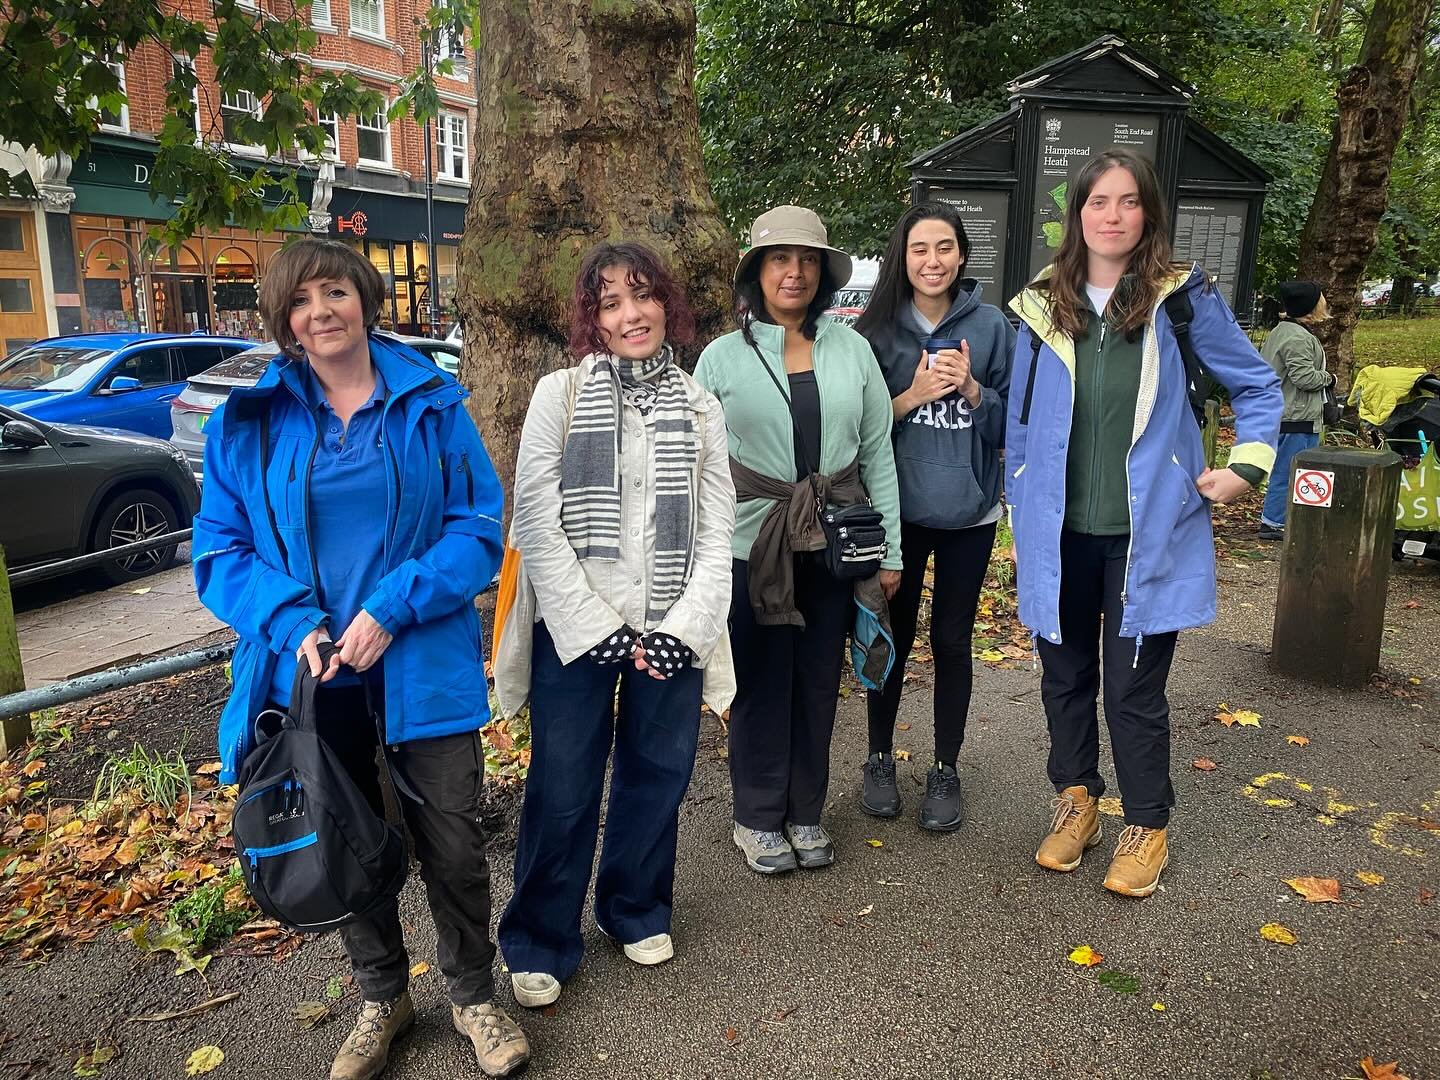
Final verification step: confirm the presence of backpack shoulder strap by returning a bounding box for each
[1164,289,1208,427]
[1019,325,1042,426]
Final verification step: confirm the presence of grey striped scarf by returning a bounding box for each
[560,347,697,630]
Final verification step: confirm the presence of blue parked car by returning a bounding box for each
[0,333,255,440]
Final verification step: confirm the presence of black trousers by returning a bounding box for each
[1036,531,1178,830]
[867,519,997,764]
[728,557,853,831]
[309,684,496,1005]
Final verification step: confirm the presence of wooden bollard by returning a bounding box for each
[0,545,28,759]
[1271,447,1402,687]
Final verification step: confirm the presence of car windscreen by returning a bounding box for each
[0,346,115,391]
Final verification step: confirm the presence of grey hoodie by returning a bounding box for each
[861,280,1015,530]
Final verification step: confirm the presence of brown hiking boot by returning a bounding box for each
[329,992,415,1080]
[1035,785,1102,871]
[453,1000,531,1077]
[1103,825,1169,897]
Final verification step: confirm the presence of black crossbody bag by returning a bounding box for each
[747,341,887,579]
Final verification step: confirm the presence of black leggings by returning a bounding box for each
[866,519,997,765]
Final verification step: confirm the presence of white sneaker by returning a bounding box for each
[621,933,674,966]
[509,971,560,1009]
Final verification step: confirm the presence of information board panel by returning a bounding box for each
[1172,198,1250,312]
[926,188,1011,297]
[1028,109,1161,278]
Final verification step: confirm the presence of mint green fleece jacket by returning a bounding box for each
[694,316,903,571]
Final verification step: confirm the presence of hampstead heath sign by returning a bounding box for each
[906,37,1271,323]
[1028,109,1160,277]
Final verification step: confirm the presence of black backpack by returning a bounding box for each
[1019,289,1211,428]
[232,645,408,933]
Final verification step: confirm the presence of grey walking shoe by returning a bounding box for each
[919,762,963,832]
[732,823,798,874]
[784,822,835,868]
[329,992,415,1080]
[453,1000,530,1077]
[861,751,901,817]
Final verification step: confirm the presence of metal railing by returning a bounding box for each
[0,643,234,723]
[8,529,192,588]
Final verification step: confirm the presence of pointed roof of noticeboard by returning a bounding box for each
[1007,35,1194,103]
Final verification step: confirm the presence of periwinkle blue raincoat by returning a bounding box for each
[193,334,504,783]
[1006,265,1281,651]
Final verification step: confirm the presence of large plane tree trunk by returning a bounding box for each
[1298,0,1435,384]
[458,0,738,497]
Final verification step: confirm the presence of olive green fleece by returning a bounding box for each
[1065,308,1143,535]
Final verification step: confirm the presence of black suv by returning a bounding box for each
[0,404,200,585]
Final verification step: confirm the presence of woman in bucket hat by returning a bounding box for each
[695,205,903,874]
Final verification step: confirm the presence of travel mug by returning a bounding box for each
[924,337,963,369]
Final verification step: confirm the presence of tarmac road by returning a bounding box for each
[2,555,1438,1080]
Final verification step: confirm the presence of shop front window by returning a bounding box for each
[80,238,144,333]
[150,243,210,334]
[436,245,458,336]
[213,246,264,340]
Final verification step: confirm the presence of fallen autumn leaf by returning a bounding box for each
[1284,877,1342,903]
[1360,1057,1412,1080]
[185,1045,224,1076]
[1067,944,1104,967]
[1355,871,1385,886]
[1259,923,1298,945]
[1192,757,1218,771]
[1286,734,1310,746]
[864,839,883,848]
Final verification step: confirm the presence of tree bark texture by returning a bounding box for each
[458,0,739,498]
[1298,0,1435,385]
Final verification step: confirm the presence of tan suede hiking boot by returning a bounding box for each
[1035,785,1102,871]
[453,1000,531,1077]
[329,992,415,1080]
[1103,825,1169,897]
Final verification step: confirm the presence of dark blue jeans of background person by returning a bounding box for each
[497,620,702,983]
[1261,429,1321,529]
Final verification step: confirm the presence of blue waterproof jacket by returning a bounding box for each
[193,334,504,782]
[1006,265,1281,650]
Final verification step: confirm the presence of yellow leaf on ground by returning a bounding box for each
[1259,923,1297,945]
[1151,1002,1166,1012]
[186,1046,224,1076]
[1232,709,1262,727]
[864,839,883,848]
[893,749,911,761]
[1284,877,1342,903]
[409,961,430,977]
[1360,1057,1412,1080]
[976,648,1005,663]
[896,722,911,731]
[1067,944,1104,967]
[1356,871,1386,886]
[1286,734,1310,746]
[1098,797,1123,817]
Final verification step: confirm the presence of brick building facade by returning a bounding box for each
[0,0,475,355]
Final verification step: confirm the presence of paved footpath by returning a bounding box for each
[13,561,224,688]
[2,550,1438,1079]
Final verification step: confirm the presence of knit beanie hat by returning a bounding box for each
[1279,280,1322,320]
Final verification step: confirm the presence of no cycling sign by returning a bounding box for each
[1292,468,1335,508]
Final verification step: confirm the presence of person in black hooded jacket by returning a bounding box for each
[853,201,1014,831]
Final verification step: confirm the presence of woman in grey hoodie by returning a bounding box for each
[853,202,1014,831]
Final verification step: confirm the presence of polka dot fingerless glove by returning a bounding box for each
[641,633,693,679]
[588,625,637,665]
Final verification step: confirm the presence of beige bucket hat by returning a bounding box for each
[733,205,854,291]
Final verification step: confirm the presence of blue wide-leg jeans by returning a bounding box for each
[497,620,702,983]
[1261,430,1321,528]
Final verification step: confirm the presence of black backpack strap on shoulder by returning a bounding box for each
[1164,290,1208,428]
[746,337,824,508]
[1019,327,1041,426]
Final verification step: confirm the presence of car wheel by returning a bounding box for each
[90,488,181,586]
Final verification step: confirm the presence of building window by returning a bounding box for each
[97,60,129,132]
[356,106,390,166]
[172,59,201,139]
[221,89,263,148]
[351,0,384,38]
[311,0,332,27]
[437,112,468,183]
[434,2,467,70]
